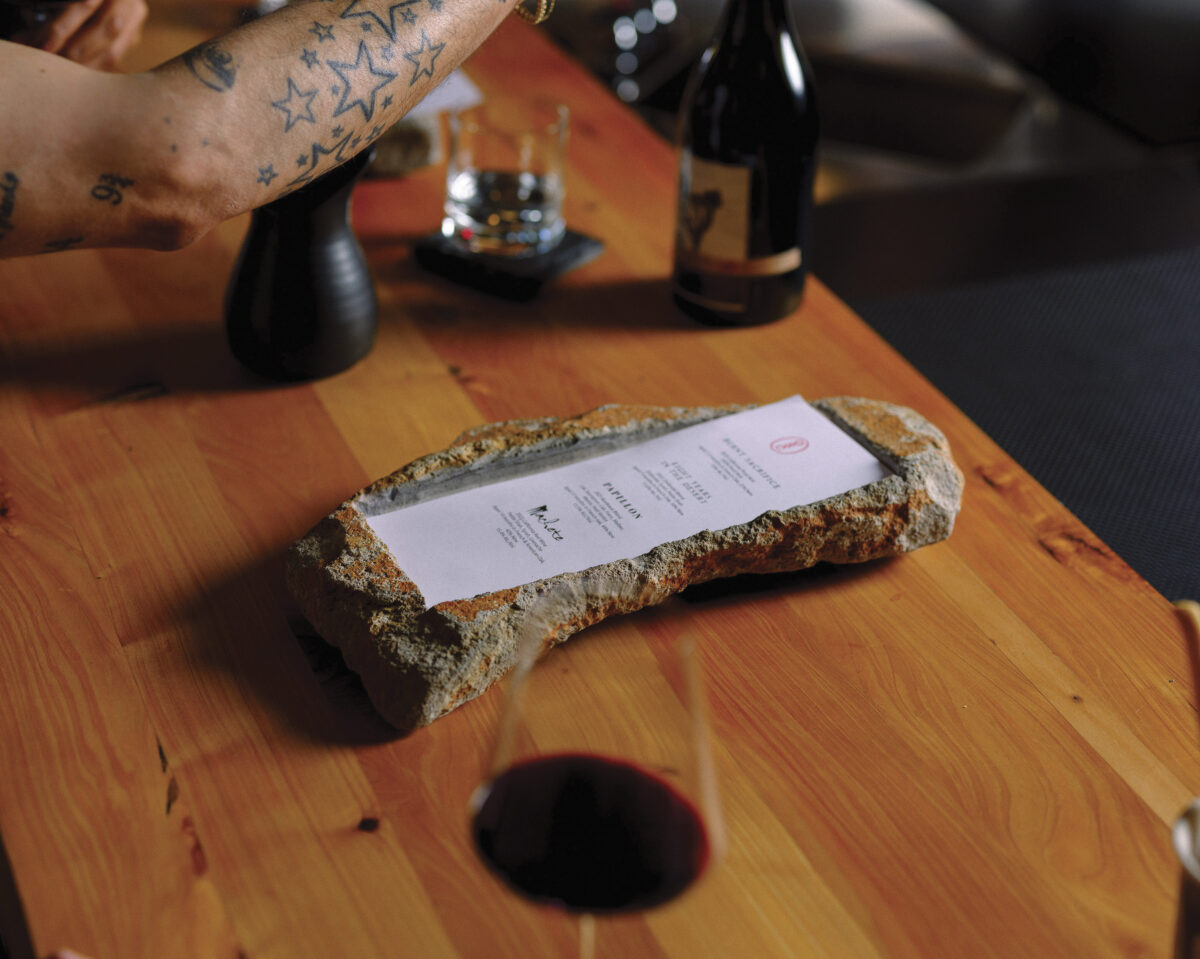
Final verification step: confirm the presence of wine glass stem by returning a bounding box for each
[579,913,595,959]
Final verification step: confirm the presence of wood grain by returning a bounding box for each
[0,6,1196,959]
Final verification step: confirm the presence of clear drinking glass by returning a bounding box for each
[442,98,569,257]
[469,582,723,956]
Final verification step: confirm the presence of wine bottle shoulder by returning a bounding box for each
[679,67,818,161]
[681,35,816,128]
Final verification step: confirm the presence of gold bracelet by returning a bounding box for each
[514,0,554,24]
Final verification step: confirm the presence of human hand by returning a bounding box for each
[18,0,148,70]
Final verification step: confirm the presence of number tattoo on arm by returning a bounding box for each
[91,173,135,205]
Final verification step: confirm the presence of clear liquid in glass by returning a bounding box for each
[443,169,564,257]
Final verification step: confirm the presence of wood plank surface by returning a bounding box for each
[1,5,1198,959]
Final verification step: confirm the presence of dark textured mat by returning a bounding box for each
[850,244,1200,601]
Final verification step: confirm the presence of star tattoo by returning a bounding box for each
[309,21,334,41]
[328,39,398,121]
[300,48,320,68]
[257,164,279,185]
[271,77,319,131]
[289,132,357,187]
[339,0,423,41]
[403,29,445,85]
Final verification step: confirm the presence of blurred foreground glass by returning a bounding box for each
[442,99,569,257]
[1175,799,1200,958]
[469,585,723,957]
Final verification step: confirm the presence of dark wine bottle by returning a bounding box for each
[671,0,819,326]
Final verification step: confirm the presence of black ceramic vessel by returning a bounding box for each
[225,149,377,381]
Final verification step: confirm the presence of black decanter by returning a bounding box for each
[225,148,377,381]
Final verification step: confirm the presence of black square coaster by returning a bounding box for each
[413,230,605,301]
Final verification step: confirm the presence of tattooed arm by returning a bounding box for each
[0,0,513,257]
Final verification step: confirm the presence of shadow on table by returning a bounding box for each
[2,262,702,414]
[0,321,275,408]
[0,832,36,959]
[174,553,890,746]
[421,276,700,333]
[679,558,888,604]
[365,242,700,334]
[170,553,399,748]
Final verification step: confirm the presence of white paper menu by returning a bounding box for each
[367,396,893,608]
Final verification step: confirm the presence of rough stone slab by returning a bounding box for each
[285,397,964,734]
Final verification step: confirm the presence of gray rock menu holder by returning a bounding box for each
[225,148,377,381]
[286,397,965,734]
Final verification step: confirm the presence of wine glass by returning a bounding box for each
[468,581,724,956]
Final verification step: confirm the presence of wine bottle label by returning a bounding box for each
[675,152,801,276]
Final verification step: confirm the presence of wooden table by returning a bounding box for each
[2,6,1198,958]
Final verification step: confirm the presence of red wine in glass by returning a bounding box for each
[472,752,711,914]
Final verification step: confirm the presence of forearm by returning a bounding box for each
[0,0,514,256]
[156,0,512,206]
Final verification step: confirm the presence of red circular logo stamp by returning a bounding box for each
[770,436,809,454]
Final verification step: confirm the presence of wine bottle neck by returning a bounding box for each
[719,0,795,44]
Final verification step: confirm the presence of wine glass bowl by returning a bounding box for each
[469,585,722,935]
[471,750,711,915]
